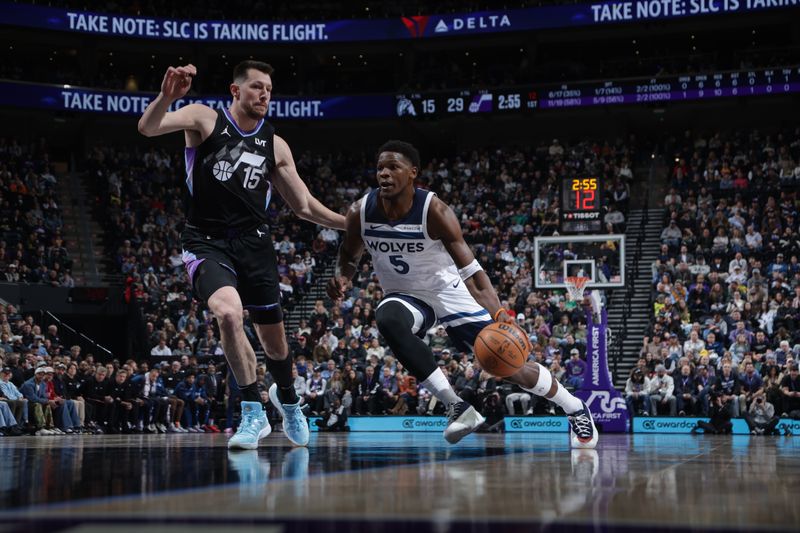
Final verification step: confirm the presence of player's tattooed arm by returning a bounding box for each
[327,200,364,300]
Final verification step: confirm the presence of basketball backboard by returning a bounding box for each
[533,234,625,290]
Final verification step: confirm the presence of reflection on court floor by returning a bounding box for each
[1,432,798,532]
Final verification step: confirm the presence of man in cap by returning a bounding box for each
[20,367,57,434]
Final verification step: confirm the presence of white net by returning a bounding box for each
[564,276,589,302]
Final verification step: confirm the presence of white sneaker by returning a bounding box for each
[443,401,485,444]
[157,423,167,433]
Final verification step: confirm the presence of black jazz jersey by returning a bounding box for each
[185,108,276,231]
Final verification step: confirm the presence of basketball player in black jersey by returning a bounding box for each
[139,61,345,449]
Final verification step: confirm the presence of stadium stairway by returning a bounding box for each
[606,208,662,389]
[283,261,336,335]
[59,173,105,286]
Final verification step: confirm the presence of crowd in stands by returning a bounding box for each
[14,129,800,436]
[624,128,800,434]
[0,138,73,287]
[17,138,619,434]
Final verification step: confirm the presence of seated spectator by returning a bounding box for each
[44,367,80,432]
[0,366,28,427]
[780,364,800,418]
[314,396,348,432]
[674,365,697,416]
[20,367,56,434]
[625,368,650,416]
[744,394,783,435]
[648,364,677,416]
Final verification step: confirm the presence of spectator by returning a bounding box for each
[20,367,56,435]
[744,394,783,435]
[780,364,800,418]
[648,364,677,416]
[0,366,28,427]
[625,368,650,416]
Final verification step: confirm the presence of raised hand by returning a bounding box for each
[160,64,197,100]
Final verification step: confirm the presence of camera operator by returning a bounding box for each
[691,391,733,434]
[744,393,784,435]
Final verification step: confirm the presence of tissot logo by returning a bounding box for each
[401,16,429,38]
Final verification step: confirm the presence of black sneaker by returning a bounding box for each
[568,403,598,449]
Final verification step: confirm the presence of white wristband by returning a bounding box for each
[458,259,483,281]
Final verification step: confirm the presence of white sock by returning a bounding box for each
[549,381,583,414]
[422,368,461,405]
[521,363,583,414]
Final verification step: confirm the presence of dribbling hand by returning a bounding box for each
[326,276,350,300]
[161,64,196,100]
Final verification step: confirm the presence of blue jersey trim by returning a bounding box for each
[363,229,425,240]
[439,309,491,324]
[364,188,428,226]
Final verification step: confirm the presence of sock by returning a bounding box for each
[421,368,461,406]
[240,382,261,403]
[265,355,299,404]
[548,381,583,414]
[520,363,583,414]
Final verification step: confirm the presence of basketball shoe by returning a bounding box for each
[568,402,598,449]
[227,401,272,450]
[268,383,310,446]
[443,400,485,444]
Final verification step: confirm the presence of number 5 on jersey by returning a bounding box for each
[389,255,410,274]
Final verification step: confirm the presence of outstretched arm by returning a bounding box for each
[427,197,510,323]
[271,135,346,230]
[137,64,216,138]
[326,201,365,300]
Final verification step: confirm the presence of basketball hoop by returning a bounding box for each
[564,276,589,302]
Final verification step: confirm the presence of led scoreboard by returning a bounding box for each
[561,177,602,233]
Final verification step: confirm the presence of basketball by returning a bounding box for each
[474,322,531,378]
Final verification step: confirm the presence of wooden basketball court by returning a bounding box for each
[1,432,798,532]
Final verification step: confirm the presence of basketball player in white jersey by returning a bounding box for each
[327,140,597,447]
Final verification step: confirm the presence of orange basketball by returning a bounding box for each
[473,322,531,378]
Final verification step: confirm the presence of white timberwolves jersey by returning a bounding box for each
[360,188,460,294]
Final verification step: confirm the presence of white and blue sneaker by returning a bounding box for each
[227,401,272,450]
[268,383,310,447]
[568,402,598,449]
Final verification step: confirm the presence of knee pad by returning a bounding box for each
[375,302,414,337]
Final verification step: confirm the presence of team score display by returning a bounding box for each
[447,97,464,112]
[498,94,521,110]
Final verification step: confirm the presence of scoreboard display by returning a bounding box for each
[395,67,800,118]
[560,177,602,233]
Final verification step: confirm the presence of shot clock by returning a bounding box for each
[560,177,603,233]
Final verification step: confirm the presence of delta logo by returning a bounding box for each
[401,16,430,38]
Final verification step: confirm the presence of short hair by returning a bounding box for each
[233,60,274,83]
[377,140,420,169]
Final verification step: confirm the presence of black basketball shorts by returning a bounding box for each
[180,223,282,324]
